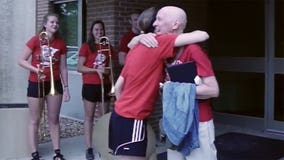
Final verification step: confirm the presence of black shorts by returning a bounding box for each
[82,84,111,103]
[27,80,63,98]
[108,111,148,157]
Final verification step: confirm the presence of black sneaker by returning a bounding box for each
[31,151,40,160]
[85,148,94,160]
[53,149,65,160]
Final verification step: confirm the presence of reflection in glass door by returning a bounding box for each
[53,0,84,70]
[208,0,284,133]
[208,0,265,118]
[268,0,284,132]
[275,75,284,122]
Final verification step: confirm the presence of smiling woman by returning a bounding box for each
[18,12,71,160]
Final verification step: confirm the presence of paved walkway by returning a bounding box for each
[13,135,166,160]
[9,119,284,160]
[14,135,89,160]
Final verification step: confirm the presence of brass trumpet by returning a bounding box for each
[96,36,115,114]
[98,36,115,96]
[39,31,59,96]
[38,31,59,141]
[37,63,47,141]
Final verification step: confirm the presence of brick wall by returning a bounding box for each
[86,0,116,46]
[86,0,208,50]
[36,0,53,33]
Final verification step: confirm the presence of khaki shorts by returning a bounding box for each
[167,120,217,160]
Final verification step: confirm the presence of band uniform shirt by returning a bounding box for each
[27,35,67,82]
[79,43,115,85]
[119,30,138,54]
[115,34,178,120]
[173,44,215,122]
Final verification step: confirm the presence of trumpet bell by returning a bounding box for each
[38,34,59,96]
[48,85,59,95]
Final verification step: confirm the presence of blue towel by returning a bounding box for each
[162,81,199,156]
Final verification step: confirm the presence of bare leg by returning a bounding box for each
[96,101,105,116]
[46,94,63,150]
[83,99,96,148]
[28,97,43,153]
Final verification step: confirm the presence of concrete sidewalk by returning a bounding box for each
[13,135,165,160]
[8,112,163,160]
[11,116,284,160]
[14,135,99,160]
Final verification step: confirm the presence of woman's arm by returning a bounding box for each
[77,56,96,73]
[77,56,106,80]
[60,54,68,87]
[127,33,158,49]
[174,30,209,47]
[196,76,219,99]
[18,45,39,73]
[60,54,71,102]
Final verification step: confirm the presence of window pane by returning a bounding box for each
[274,74,284,121]
[54,1,78,70]
[275,0,284,57]
[208,0,264,57]
[212,71,264,118]
[54,2,78,46]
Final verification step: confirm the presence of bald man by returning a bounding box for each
[133,6,219,160]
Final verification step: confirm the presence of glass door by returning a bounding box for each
[208,0,266,123]
[208,0,284,133]
[53,0,85,70]
[266,0,284,133]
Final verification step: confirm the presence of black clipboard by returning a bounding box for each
[167,61,197,83]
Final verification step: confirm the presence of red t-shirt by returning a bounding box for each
[26,35,67,82]
[79,43,115,84]
[171,44,215,122]
[118,31,138,53]
[115,34,178,119]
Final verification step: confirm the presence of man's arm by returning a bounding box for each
[118,51,127,66]
[196,76,219,99]
[114,76,125,99]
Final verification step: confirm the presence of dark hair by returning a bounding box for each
[137,7,158,33]
[40,13,60,37]
[87,20,106,52]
